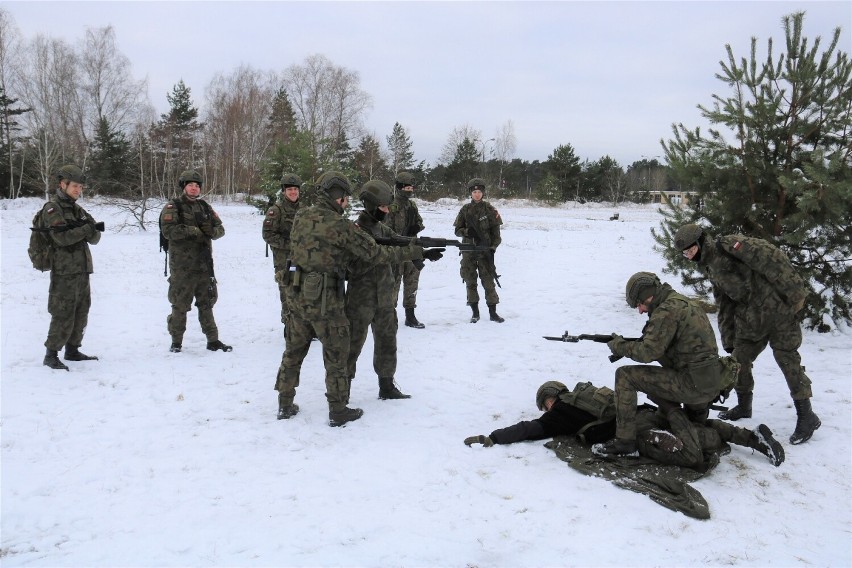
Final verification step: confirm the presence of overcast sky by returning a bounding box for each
[5,1,850,168]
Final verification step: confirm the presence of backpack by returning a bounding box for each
[28,209,54,272]
[558,382,617,444]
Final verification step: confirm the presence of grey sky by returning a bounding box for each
[5,1,850,168]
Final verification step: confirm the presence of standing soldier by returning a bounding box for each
[262,173,303,323]
[346,180,444,401]
[453,178,504,323]
[385,171,426,328]
[40,164,104,370]
[274,172,429,426]
[594,272,725,457]
[674,224,821,444]
[160,169,231,353]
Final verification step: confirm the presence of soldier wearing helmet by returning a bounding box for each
[274,173,431,426]
[384,171,427,329]
[160,169,231,354]
[40,164,103,370]
[453,177,504,323]
[263,172,303,323]
[673,223,820,445]
[465,380,784,469]
[593,272,723,457]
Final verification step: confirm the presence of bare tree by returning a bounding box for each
[438,124,482,165]
[493,120,516,194]
[0,8,26,198]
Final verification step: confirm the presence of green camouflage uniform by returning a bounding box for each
[160,195,225,344]
[453,199,502,306]
[262,196,300,321]
[608,283,722,440]
[275,194,423,411]
[345,212,404,382]
[385,191,424,309]
[42,190,101,351]
[698,234,812,401]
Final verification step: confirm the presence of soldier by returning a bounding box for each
[464,381,785,469]
[674,224,821,444]
[346,180,443,401]
[40,164,103,370]
[273,172,429,426]
[385,171,427,328]
[453,178,504,323]
[594,272,725,457]
[262,172,303,323]
[160,169,231,353]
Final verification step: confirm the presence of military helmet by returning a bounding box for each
[625,271,661,308]
[536,381,567,411]
[674,224,704,250]
[316,171,352,198]
[395,171,416,187]
[359,180,394,209]
[179,169,203,188]
[467,177,486,191]
[56,164,86,184]
[280,172,303,189]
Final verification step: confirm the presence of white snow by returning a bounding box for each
[2,196,850,567]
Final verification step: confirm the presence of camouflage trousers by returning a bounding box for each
[392,260,421,309]
[275,308,351,411]
[44,272,91,352]
[460,253,499,306]
[273,265,288,323]
[614,365,719,440]
[345,302,398,381]
[733,311,812,400]
[167,271,219,344]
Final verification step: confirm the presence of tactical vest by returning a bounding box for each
[559,382,616,444]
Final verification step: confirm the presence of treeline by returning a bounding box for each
[0,10,670,205]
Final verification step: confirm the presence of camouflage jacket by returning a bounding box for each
[347,211,403,309]
[614,283,720,375]
[160,195,224,274]
[42,190,101,275]
[262,197,300,269]
[453,199,502,249]
[699,234,807,348]
[384,192,424,238]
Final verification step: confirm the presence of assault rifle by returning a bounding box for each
[543,332,639,363]
[463,214,501,288]
[31,218,104,232]
[373,235,492,253]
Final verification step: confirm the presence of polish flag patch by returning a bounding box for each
[733,241,743,251]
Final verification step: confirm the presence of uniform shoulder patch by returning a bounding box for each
[266,209,277,217]
[163,214,174,222]
[732,241,743,251]
[166,203,175,209]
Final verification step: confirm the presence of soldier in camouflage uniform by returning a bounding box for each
[40,165,103,370]
[346,180,444,401]
[465,381,784,469]
[274,172,428,427]
[384,171,427,328]
[160,170,231,354]
[262,173,302,323]
[453,178,504,323]
[595,272,725,457]
[674,224,821,445]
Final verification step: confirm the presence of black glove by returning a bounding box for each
[423,248,445,262]
[199,222,215,237]
[723,346,734,354]
[94,221,105,232]
[412,259,425,271]
[464,435,494,447]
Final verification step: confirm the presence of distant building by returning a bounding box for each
[650,190,699,208]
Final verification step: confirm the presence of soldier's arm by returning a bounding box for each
[621,307,677,363]
[44,204,94,248]
[489,207,503,248]
[161,203,201,241]
[715,292,737,352]
[262,206,289,248]
[413,203,425,234]
[208,206,225,240]
[453,208,467,238]
[489,419,548,445]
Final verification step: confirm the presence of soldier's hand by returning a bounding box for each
[199,222,215,237]
[464,435,494,447]
[94,221,105,232]
[187,226,204,239]
[412,259,425,271]
[607,334,628,356]
[423,248,445,262]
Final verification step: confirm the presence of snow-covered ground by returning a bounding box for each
[2,195,850,567]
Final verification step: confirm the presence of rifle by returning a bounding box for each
[195,211,217,296]
[543,332,639,363]
[31,218,104,233]
[462,214,502,288]
[373,234,492,253]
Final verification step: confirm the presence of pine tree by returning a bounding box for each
[655,12,852,329]
[352,134,389,187]
[444,138,480,196]
[0,86,31,198]
[544,144,582,201]
[386,122,415,176]
[150,80,202,196]
[89,117,133,196]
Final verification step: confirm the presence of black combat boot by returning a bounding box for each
[207,340,233,352]
[469,303,480,323]
[790,399,821,445]
[169,342,182,353]
[43,349,69,371]
[64,346,98,361]
[487,304,505,323]
[404,307,425,329]
[378,377,411,400]
[718,392,752,421]
[751,424,785,466]
[329,407,364,427]
[277,401,300,420]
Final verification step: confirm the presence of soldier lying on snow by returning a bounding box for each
[464,380,785,471]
